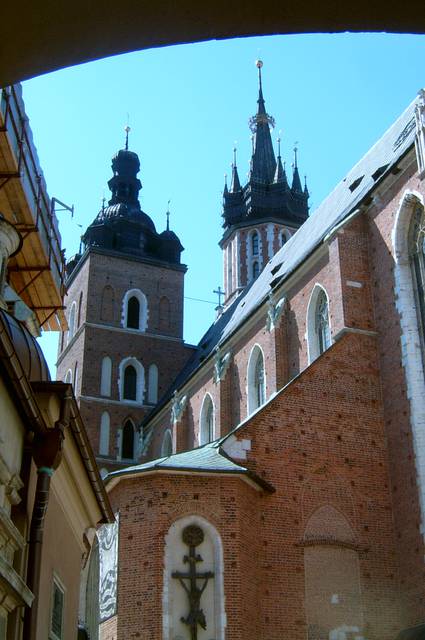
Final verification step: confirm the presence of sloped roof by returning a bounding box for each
[147,92,420,421]
[105,441,274,490]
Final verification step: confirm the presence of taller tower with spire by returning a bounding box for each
[221,61,309,303]
[56,130,195,472]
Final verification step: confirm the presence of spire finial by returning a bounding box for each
[166,200,171,231]
[233,142,238,167]
[124,124,131,151]
[293,142,299,169]
[277,132,282,158]
[101,189,106,213]
[256,59,263,93]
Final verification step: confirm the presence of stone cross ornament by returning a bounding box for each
[172,525,214,640]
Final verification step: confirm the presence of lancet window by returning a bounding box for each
[200,394,215,445]
[315,290,331,355]
[121,420,135,460]
[123,365,137,401]
[247,345,266,414]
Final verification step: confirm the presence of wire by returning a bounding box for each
[184,295,217,305]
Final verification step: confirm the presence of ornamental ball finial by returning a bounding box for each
[124,125,131,133]
[256,59,263,69]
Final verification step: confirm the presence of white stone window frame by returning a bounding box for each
[199,392,215,445]
[247,343,267,416]
[99,411,110,456]
[118,356,145,404]
[121,288,148,332]
[163,514,226,640]
[161,428,173,457]
[147,363,159,404]
[392,189,425,535]
[67,300,77,345]
[100,356,112,397]
[306,283,332,364]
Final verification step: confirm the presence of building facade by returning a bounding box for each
[59,69,425,640]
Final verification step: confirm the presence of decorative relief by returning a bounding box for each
[266,291,286,331]
[171,391,187,424]
[213,347,232,384]
[172,525,214,640]
[98,515,119,621]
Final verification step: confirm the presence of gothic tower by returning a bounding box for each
[221,61,309,304]
[56,133,194,473]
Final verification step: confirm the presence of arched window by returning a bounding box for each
[161,429,173,457]
[200,394,215,445]
[65,369,72,384]
[247,345,266,415]
[316,290,331,355]
[67,301,76,344]
[251,231,259,256]
[123,365,137,401]
[127,296,140,329]
[148,364,158,404]
[122,289,148,331]
[99,412,110,456]
[121,420,135,460]
[100,285,115,323]
[252,260,260,279]
[281,229,290,246]
[118,357,144,404]
[227,242,233,294]
[74,361,78,394]
[307,285,332,363]
[100,356,112,397]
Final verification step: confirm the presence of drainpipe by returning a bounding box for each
[23,387,72,640]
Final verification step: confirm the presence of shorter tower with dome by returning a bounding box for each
[56,133,195,472]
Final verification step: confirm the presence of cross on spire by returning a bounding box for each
[213,286,225,307]
[166,200,171,231]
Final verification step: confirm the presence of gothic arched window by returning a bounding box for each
[252,231,259,256]
[200,394,215,445]
[307,285,332,363]
[127,296,140,329]
[77,291,83,327]
[119,357,144,403]
[123,365,137,401]
[121,420,135,459]
[100,356,112,397]
[315,290,331,356]
[410,205,425,347]
[247,345,266,415]
[122,289,148,331]
[252,260,260,279]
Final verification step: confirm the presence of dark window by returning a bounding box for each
[123,365,137,400]
[122,420,135,459]
[252,260,260,279]
[127,296,140,329]
[252,231,259,255]
[50,580,64,640]
[77,291,83,327]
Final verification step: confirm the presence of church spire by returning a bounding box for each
[273,136,287,185]
[230,147,241,193]
[291,145,303,193]
[248,60,277,184]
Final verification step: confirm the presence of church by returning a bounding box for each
[58,63,425,640]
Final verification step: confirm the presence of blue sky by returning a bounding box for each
[23,32,425,375]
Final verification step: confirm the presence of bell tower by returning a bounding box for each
[56,131,194,473]
[220,61,309,304]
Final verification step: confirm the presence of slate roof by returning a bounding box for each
[105,441,273,490]
[147,92,420,422]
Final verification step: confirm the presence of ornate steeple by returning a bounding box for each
[291,145,303,193]
[249,60,276,184]
[222,61,309,233]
